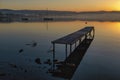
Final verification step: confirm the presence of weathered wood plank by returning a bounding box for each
[52,26,94,45]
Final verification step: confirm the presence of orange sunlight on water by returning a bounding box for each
[113,23,120,34]
[104,22,120,34]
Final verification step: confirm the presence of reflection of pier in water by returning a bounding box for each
[50,27,95,79]
[52,38,94,79]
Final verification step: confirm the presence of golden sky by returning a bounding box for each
[0,0,120,11]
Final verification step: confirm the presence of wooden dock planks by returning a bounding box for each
[52,26,94,45]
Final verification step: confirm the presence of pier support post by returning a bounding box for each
[75,41,77,48]
[65,44,68,59]
[85,34,87,43]
[70,44,72,53]
[52,43,55,71]
[88,32,91,39]
[85,34,87,40]
[53,43,55,60]
[93,28,95,38]
[79,39,81,45]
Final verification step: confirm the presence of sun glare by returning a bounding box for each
[111,23,120,34]
[113,1,120,11]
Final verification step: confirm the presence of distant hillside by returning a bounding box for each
[0,9,120,22]
[78,11,120,14]
[77,11,120,21]
[0,9,76,15]
[0,9,120,15]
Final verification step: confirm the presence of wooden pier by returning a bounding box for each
[52,38,94,79]
[51,26,95,59]
[50,26,95,79]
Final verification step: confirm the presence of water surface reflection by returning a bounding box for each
[0,21,120,80]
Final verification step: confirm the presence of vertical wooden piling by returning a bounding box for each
[85,34,87,40]
[79,39,81,44]
[70,44,72,53]
[53,43,55,71]
[65,44,68,59]
[75,42,77,48]
[93,28,95,38]
[53,43,55,60]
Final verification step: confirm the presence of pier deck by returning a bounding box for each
[52,26,94,45]
[51,26,94,55]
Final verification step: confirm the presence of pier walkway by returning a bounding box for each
[50,26,95,79]
[51,26,95,58]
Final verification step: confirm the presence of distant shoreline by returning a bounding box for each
[0,9,120,23]
[0,19,120,23]
[0,9,120,13]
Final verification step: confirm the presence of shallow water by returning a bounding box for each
[0,21,120,80]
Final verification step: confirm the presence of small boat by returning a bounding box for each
[43,17,53,21]
[21,18,29,21]
[43,8,53,21]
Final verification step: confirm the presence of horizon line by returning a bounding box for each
[0,8,120,12]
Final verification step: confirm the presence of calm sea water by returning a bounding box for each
[0,21,120,80]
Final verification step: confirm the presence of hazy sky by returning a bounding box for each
[0,0,120,11]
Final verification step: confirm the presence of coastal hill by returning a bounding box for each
[0,9,76,15]
[0,9,120,21]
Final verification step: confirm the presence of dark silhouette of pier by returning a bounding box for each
[52,38,94,79]
[50,26,95,79]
